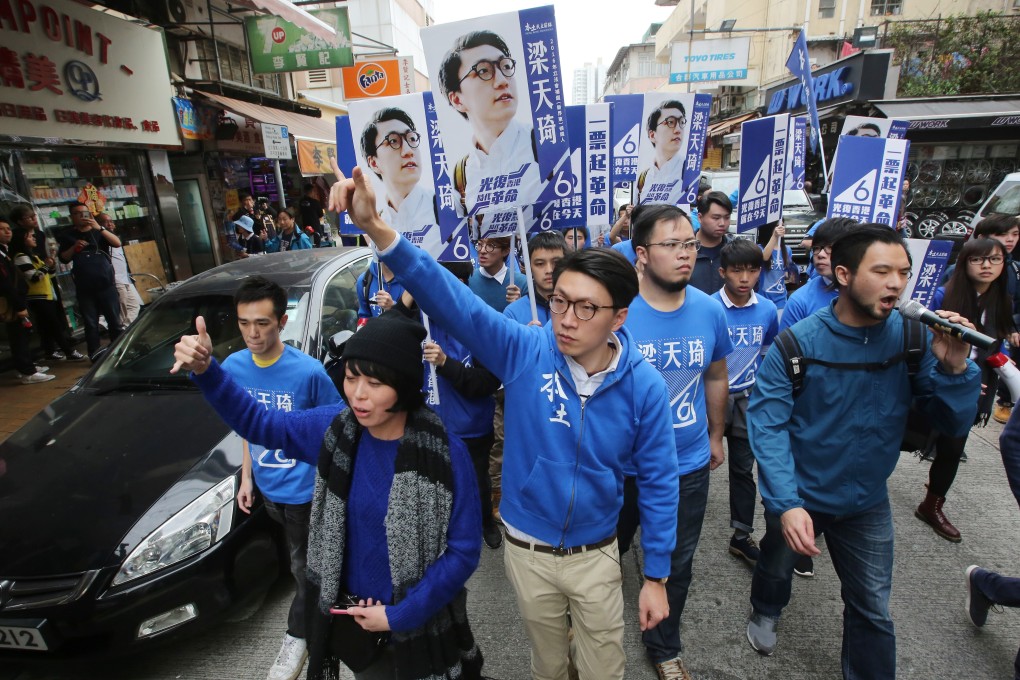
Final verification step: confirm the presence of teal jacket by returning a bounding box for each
[748,302,981,517]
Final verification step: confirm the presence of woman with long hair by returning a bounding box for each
[916,237,1018,542]
[172,310,484,680]
[10,227,84,361]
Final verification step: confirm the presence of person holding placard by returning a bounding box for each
[330,164,679,680]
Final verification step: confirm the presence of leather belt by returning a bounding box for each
[505,533,616,556]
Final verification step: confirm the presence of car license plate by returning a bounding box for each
[0,623,48,651]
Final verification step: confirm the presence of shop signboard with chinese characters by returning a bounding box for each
[827,136,910,227]
[669,37,751,84]
[296,139,336,175]
[244,9,353,74]
[340,57,414,100]
[0,0,178,146]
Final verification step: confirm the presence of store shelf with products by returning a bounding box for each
[248,157,293,205]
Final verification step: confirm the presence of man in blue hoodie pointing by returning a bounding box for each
[330,162,679,680]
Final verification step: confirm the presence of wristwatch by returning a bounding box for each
[644,575,668,585]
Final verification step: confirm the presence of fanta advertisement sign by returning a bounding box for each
[340,57,414,99]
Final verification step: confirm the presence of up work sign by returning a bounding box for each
[827,136,910,227]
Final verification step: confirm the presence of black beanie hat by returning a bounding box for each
[342,310,426,384]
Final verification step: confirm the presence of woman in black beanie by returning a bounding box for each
[173,310,484,680]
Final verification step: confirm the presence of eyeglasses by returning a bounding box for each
[643,239,700,253]
[474,240,505,253]
[375,130,421,152]
[656,115,687,130]
[548,294,615,321]
[811,245,832,255]
[968,254,1005,266]
[459,57,516,85]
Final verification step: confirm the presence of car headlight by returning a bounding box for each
[112,477,236,586]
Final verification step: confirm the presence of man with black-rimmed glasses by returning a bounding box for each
[619,203,733,680]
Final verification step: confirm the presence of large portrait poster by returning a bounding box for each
[841,115,909,140]
[635,93,698,207]
[421,6,572,220]
[338,94,469,261]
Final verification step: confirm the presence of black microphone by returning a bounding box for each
[899,299,997,350]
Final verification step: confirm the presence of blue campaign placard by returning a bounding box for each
[420,6,573,220]
[827,136,910,228]
[334,114,359,236]
[680,94,712,205]
[605,93,642,183]
[901,238,953,308]
[786,117,807,191]
[888,120,909,139]
[736,114,789,232]
[539,103,613,234]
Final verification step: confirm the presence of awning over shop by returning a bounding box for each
[196,91,336,143]
[874,97,1020,130]
[228,0,337,43]
[707,112,757,137]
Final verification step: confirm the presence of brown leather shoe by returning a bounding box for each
[994,403,1012,424]
[915,491,962,542]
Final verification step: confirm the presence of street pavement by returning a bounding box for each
[3,415,1018,678]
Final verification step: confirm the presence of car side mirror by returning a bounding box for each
[328,330,354,360]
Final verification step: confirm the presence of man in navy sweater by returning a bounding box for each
[468,235,528,312]
[329,164,679,680]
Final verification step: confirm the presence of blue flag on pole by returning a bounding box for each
[785,31,821,154]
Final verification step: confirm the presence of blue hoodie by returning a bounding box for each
[780,275,837,331]
[380,237,680,576]
[748,303,980,517]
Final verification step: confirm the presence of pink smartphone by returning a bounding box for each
[329,606,354,615]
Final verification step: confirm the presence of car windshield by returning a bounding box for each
[783,189,812,208]
[982,182,1020,217]
[87,287,310,391]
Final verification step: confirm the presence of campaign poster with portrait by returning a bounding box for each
[841,115,909,140]
[336,94,470,261]
[421,6,572,220]
[635,93,704,207]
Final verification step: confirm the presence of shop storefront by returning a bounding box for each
[762,50,898,189]
[168,91,335,261]
[0,0,181,361]
[872,95,1020,239]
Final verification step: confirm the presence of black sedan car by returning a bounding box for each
[0,247,371,658]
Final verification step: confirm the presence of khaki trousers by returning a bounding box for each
[503,538,625,680]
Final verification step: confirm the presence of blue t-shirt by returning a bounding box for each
[356,268,407,320]
[612,239,637,265]
[758,244,793,310]
[712,290,779,392]
[780,275,838,331]
[625,287,734,474]
[222,345,342,504]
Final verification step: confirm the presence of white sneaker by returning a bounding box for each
[35,365,50,373]
[267,633,307,680]
[21,372,56,384]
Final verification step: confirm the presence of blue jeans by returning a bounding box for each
[750,499,895,679]
[617,464,710,663]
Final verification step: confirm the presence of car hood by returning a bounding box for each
[0,389,238,577]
